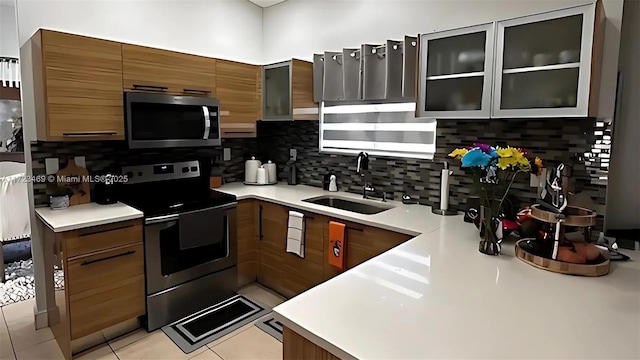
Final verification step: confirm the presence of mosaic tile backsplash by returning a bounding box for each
[30,118,607,219]
[255,119,608,214]
[30,138,256,206]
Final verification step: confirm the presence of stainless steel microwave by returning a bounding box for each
[125,92,221,149]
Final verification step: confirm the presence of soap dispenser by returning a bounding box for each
[329,175,338,192]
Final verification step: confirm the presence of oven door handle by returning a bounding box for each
[144,202,238,225]
[145,214,179,225]
[202,106,211,140]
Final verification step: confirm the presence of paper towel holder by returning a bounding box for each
[432,161,457,216]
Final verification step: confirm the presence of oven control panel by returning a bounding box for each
[122,161,200,184]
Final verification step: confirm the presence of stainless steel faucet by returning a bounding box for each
[356,152,374,199]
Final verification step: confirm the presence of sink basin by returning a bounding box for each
[302,196,393,215]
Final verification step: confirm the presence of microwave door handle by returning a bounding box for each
[202,106,211,140]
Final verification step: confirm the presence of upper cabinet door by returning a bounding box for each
[263,61,292,120]
[493,4,598,118]
[122,44,216,96]
[41,30,125,140]
[217,59,260,138]
[417,23,495,119]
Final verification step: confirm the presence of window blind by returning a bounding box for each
[319,102,436,159]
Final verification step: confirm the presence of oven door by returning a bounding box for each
[144,203,237,295]
[125,92,221,149]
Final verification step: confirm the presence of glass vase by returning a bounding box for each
[479,205,501,255]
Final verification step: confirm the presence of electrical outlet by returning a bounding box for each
[530,168,547,187]
[74,156,86,168]
[223,148,231,161]
[45,158,59,174]
[290,148,297,161]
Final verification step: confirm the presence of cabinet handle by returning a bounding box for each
[63,131,117,137]
[259,204,264,240]
[183,88,211,95]
[79,224,134,237]
[80,250,136,266]
[132,84,168,92]
[346,226,363,232]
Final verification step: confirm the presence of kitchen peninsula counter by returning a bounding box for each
[218,183,640,359]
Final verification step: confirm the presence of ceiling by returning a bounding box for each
[248,0,286,8]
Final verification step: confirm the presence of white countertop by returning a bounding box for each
[218,182,640,360]
[35,202,143,232]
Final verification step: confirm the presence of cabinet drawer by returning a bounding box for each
[69,275,145,340]
[67,243,144,296]
[64,220,142,258]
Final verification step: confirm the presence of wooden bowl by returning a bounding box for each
[515,239,610,277]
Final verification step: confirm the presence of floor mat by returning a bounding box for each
[1,259,64,307]
[254,314,283,342]
[163,294,269,354]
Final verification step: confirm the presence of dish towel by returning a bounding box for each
[328,221,346,270]
[286,211,305,258]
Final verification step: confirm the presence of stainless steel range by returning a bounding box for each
[119,160,237,331]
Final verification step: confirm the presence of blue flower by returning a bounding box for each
[462,148,492,168]
[488,147,499,158]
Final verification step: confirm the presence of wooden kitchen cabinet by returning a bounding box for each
[42,219,145,359]
[262,59,317,120]
[25,30,125,141]
[237,200,258,287]
[216,59,261,138]
[256,201,289,295]
[122,44,216,96]
[323,219,413,280]
[280,211,326,298]
[255,201,327,298]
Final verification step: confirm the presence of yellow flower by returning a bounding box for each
[496,147,516,159]
[448,148,468,159]
[497,156,517,170]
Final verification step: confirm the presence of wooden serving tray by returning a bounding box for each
[515,239,610,277]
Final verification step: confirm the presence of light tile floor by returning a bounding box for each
[0,284,285,360]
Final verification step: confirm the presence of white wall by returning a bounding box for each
[606,0,640,230]
[15,0,263,64]
[262,0,623,117]
[0,3,19,57]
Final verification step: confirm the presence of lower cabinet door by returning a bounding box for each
[281,213,325,297]
[347,224,413,268]
[67,243,145,339]
[68,275,145,339]
[257,248,286,296]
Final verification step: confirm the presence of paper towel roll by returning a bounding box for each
[440,168,451,210]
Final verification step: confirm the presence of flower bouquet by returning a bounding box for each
[449,144,542,255]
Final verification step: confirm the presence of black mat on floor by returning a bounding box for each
[162,295,269,354]
[254,314,283,342]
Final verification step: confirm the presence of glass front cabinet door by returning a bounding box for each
[263,61,292,120]
[418,23,495,118]
[493,3,602,117]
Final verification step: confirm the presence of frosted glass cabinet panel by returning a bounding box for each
[493,4,600,117]
[263,62,292,119]
[418,23,495,118]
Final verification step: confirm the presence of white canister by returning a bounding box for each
[256,167,268,185]
[245,156,262,183]
[264,160,277,184]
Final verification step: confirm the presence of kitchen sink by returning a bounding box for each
[302,196,394,215]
